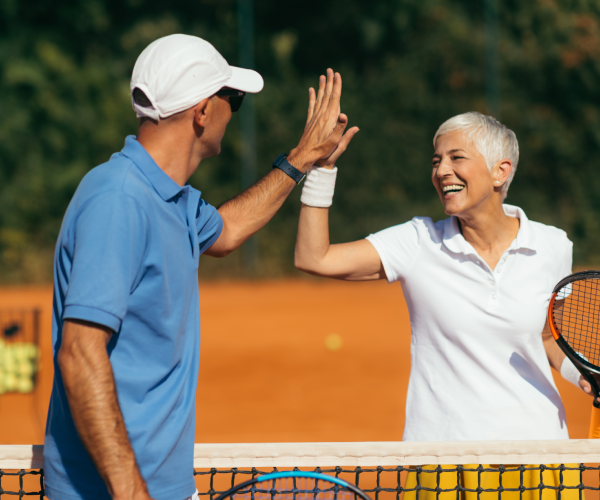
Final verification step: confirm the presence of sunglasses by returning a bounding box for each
[215,88,246,113]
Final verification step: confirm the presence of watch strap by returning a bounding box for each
[272,153,305,184]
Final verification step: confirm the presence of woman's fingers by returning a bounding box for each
[314,124,359,168]
[328,126,359,164]
[580,378,600,402]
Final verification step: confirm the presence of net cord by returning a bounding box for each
[2,441,600,470]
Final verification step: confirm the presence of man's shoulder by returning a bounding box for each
[73,153,152,209]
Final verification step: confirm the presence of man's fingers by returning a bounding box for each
[306,87,316,126]
[314,74,326,116]
[325,72,342,118]
[318,68,334,116]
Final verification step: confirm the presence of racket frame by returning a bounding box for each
[213,471,372,500]
[548,270,600,408]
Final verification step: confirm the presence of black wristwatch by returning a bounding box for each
[272,153,305,184]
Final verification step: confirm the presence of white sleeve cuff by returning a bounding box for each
[300,166,338,208]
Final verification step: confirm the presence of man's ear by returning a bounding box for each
[193,97,211,128]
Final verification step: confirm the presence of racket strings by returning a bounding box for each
[232,478,359,500]
[553,279,600,366]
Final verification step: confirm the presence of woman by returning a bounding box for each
[295,83,594,499]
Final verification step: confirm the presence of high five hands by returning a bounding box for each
[287,68,359,172]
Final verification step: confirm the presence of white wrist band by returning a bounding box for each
[560,356,582,388]
[300,166,338,208]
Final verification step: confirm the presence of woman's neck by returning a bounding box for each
[457,201,520,270]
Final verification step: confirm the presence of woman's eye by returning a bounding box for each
[453,156,464,160]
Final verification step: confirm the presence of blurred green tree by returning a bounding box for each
[0,0,599,282]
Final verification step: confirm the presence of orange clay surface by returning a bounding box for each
[0,279,592,445]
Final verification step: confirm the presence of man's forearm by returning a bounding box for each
[208,168,296,256]
[58,320,150,500]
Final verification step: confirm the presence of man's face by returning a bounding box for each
[201,95,233,158]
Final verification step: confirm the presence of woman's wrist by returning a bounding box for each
[300,166,338,208]
[560,356,582,388]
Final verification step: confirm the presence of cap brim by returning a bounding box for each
[226,66,264,93]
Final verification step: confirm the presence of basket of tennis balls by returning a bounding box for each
[0,339,39,394]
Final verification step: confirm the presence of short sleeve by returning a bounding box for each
[195,198,223,254]
[63,192,148,332]
[366,218,421,283]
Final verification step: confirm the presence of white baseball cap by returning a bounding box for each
[131,34,264,120]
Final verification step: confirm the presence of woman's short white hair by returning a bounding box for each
[433,112,519,200]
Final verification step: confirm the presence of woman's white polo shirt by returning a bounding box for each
[366,204,572,441]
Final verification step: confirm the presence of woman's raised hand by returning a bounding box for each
[287,69,358,172]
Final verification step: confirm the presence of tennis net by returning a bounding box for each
[1,441,599,499]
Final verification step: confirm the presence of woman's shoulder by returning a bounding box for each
[527,218,572,247]
[505,204,572,250]
[375,216,446,238]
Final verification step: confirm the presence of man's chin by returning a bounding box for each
[206,144,222,158]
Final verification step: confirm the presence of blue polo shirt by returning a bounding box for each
[44,136,223,500]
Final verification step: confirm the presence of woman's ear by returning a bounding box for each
[493,158,513,188]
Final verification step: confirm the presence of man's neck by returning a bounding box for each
[137,126,204,186]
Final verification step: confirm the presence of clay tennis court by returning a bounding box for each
[0,278,591,444]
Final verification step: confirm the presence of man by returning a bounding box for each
[44,34,358,500]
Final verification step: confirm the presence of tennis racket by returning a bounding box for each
[548,270,600,438]
[214,471,372,500]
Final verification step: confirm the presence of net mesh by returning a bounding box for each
[0,443,598,500]
[553,278,600,366]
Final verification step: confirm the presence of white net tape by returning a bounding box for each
[1,440,600,470]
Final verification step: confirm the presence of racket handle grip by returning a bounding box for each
[589,406,600,439]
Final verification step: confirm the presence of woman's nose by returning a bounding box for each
[436,157,453,176]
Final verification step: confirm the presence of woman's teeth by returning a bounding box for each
[442,185,465,195]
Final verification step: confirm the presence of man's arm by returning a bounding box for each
[205,69,358,257]
[58,320,154,500]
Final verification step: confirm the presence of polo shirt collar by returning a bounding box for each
[121,135,185,201]
[442,203,537,255]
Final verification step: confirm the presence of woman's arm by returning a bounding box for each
[542,319,567,372]
[295,204,386,280]
[293,73,384,281]
[541,319,600,401]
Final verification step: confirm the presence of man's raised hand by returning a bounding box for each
[287,69,358,171]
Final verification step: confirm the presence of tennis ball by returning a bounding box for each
[5,373,17,392]
[13,343,27,362]
[16,376,33,394]
[324,333,343,351]
[3,352,15,374]
[17,360,33,377]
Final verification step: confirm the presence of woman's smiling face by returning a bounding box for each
[432,130,496,217]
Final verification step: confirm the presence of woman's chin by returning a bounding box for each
[441,199,465,216]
